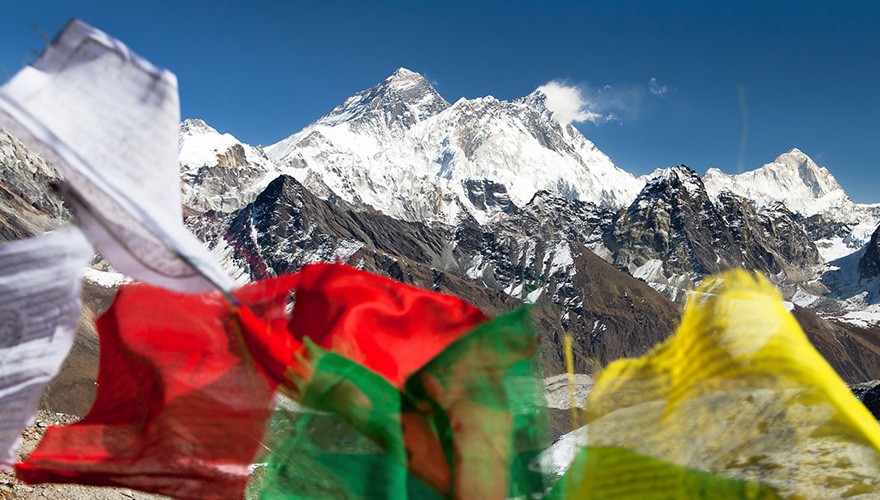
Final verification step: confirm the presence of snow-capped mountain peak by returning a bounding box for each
[515,89,551,115]
[632,165,707,209]
[179,119,267,169]
[265,70,643,225]
[769,148,845,198]
[178,118,276,213]
[384,67,427,88]
[309,67,450,131]
[703,148,850,217]
[180,118,218,136]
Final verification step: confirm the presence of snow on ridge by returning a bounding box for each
[178,119,272,172]
[178,118,279,213]
[265,69,642,225]
[383,67,427,89]
[702,148,851,217]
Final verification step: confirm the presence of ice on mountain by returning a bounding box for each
[265,69,642,225]
[703,148,851,217]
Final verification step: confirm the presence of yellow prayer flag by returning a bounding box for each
[562,270,880,498]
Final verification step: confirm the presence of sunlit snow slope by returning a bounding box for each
[266,68,642,224]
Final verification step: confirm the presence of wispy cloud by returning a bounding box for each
[537,78,667,126]
[649,77,669,96]
[589,83,646,122]
[535,81,606,125]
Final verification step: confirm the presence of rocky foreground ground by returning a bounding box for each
[0,412,165,500]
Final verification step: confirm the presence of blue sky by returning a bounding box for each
[2,1,878,202]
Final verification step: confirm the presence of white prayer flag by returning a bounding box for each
[0,226,92,469]
[0,19,233,292]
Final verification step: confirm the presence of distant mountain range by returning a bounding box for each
[2,68,880,417]
[174,68,880,383]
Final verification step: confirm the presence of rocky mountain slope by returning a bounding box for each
[0,131,66,241]
[178,119,276,214]
[705,148,880,263]
[188,174,680,376]
[860,225,880,283]
[607,165,822,297]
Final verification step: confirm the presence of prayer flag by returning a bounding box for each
[554,270,880,498]
[232,263,489,391]
[283,262,490,389]
[0,19,232,292]
[258,307,550,499]
[16,263,488,498]
[15,282,276,499]
[0,227,91,469]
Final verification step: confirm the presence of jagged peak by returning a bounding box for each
[310,67,450,130]
[771,147,820,168]
[180,118,218,136]
[516,88,549,110]
[647,164,700,183]
[635,165,706,203]
[384,67,423,84]
[376,67,435,93]
[763,148,843,191]
[702,147,851,217]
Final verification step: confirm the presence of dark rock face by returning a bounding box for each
[502,192,616,250]
[608,166,821,285]
[189,174,680,375]
[462,179,517,214]
[859,225,880,281]
[716,196,821,281]
[853,382,880,420]
[0,131,68,240]
[610,166,743,281]
[798,212,855,241]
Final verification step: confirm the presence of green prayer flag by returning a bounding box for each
[256,307,551,499]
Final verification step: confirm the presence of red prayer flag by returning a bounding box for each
[15,284,277,499]
[17,263,488,498]
[283,263,490,389]
[235,263,489,390]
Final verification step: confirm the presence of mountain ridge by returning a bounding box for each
[704,148,853,217]
[263,68,642,225]
[172,68,880,330]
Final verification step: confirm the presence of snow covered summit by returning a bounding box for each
[266,69,642,225]
[310,67,450,132]
[178,119,275,213]
[703,148,880,262]
[703,148,850,217]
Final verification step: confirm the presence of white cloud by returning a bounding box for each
[536,78,667,125]
[536,81,606,125]
[649,77,668,96]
